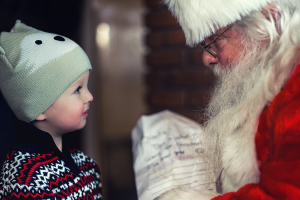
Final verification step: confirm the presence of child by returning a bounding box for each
[0,20,102,199]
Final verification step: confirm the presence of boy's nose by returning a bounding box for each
[86,90,93,103]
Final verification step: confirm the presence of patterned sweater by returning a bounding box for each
[0,120,102,200]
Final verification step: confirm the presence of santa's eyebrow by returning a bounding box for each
[206,26,231,44]
[209,33,219,39]
[209,32,224,40]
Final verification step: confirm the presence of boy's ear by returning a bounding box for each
[35,113,46,121]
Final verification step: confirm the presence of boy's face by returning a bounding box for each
[40,71,93,135]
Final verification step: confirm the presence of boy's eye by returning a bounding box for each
[75,86,82,94]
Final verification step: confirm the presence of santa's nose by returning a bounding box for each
[202,50,218,66]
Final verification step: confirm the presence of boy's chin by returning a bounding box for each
[77,119,87,130]
[65,119,87,133]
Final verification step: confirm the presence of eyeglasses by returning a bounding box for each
[199,26,231,58]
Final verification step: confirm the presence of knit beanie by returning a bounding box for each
[0,20,92,122]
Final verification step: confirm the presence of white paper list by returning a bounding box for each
[132,110,214,200]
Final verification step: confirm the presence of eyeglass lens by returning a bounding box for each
[199,26,231,58]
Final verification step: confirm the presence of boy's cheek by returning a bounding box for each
[64,108,86,126]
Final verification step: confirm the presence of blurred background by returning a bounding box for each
[0,0,215,199]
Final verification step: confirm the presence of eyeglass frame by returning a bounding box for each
[199,26,231,58]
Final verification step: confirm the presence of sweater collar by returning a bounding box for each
[12,120,81,175]
[12,119,69,154]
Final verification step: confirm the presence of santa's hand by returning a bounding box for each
[154,187,219,200]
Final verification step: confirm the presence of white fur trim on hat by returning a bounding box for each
[163,0,271,46]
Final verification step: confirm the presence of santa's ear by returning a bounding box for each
[262,3,281,22]
[35,113,46,121]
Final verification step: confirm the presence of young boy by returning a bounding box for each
[0,20,102,199]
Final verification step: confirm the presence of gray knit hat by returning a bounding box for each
[0,20,92,122]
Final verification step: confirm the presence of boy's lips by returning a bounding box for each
[83,109,89,117]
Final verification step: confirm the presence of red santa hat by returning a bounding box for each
[163,0,272,46]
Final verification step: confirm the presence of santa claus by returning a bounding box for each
[156,0,300,199]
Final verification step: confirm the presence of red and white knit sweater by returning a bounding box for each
[0,120,102,200]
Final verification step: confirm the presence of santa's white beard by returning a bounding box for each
[203,40,271,193]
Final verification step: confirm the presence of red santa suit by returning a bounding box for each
[213,64,300,199]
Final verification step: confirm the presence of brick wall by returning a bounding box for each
[144,0,215,123]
